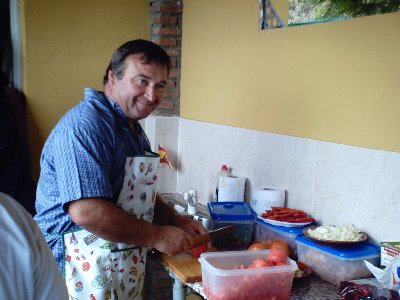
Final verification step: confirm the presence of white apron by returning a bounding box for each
[63,153,159,300]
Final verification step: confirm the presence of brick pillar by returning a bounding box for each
[145,2,183,298]
[144,252,173,300]
[150,0,183,116]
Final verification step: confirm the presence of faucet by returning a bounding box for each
[185,190,198,215]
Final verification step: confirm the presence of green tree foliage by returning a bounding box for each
[289,0,400,24]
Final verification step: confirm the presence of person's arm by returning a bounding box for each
[33,214,69,300]
[67,197,193,256]
[153,193,208,237]
[153,193,181,225]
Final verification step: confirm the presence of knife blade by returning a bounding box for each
[190,225,236,249]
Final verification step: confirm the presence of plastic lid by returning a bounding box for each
[295,234,380,260]
[208,202,255,221]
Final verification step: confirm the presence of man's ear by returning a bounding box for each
[108,70,116,85]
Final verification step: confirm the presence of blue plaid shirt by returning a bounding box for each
[34,88,151,273]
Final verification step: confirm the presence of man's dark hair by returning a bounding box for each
[102,39,171,84]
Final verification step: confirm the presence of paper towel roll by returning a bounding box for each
[218,176,246,202]
[251,187,285,216]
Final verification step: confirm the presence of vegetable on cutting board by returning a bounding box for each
[190,244,208,258]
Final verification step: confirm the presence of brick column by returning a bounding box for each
[144,252,173,300]
[150,0,183,116]
[144,2,183,298]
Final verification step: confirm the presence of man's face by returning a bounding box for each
[108,54,168,121]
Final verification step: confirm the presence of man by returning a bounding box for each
[0,192,68,299]
[34,39,206,299]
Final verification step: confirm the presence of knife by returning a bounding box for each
[190,225,236,249]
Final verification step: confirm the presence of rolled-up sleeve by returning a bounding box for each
[53,125,113,208]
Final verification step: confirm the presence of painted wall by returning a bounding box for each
[180,0,400,153]
[21,0,149,179]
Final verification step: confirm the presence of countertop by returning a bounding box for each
[161,260,339,300]
[160,193,340,299]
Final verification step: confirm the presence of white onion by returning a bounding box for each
[307,224,363,241]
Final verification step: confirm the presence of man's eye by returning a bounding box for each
[156,84,166,91]
[136,79,147,86]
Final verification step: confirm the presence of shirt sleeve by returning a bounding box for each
[0,193,69,300]
[32,213,70,299]
[52,124,114,207]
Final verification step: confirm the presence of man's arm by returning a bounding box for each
[153,193,208,237]
[153,193,180,225]
[67,197,193,256]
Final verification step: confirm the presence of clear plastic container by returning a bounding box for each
[199,249,297,300]
[295,234,380,286]
[254,217,316,259]
[208,202,255,250]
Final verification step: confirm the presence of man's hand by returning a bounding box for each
[151,225,194,256]
[173,215,208,237]
[150,216,209,256]
[173,215,212,251]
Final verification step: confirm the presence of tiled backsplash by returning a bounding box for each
[143,116,400,244]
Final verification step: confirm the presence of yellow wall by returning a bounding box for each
[21,0,149,179]
[181,0,400,153]
[272,0,288,24]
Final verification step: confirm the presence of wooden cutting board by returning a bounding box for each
[162,252,202,283]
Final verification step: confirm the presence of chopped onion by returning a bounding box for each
[307,225,363,241]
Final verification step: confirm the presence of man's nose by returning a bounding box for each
[145,86,157,102]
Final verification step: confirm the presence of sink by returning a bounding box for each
[165,199,211,230]
[165,199,186,212]
[172,204,186,213]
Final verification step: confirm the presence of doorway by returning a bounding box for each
[0,0,12,79]
[1,0,21,90]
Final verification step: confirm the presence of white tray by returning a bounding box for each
[259,217,313,228]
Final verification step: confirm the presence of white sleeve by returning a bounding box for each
[31,216,69,300]
[0,193,69,300]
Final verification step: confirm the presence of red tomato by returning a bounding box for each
[248,258,274,268]
[190,244,207,258]
[248,241,270,250]
[267,247,288,265]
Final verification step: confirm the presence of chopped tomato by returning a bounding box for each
[190,244,207,258]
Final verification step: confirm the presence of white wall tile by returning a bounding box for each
[176,119,211,204]
[206,124,256,204]
[253,132,317,214]
[314,142,400,243]
[148,117,400,243]
[143,116,179,193]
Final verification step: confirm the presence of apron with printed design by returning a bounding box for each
[63,153,159,300]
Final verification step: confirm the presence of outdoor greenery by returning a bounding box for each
[289,0,400,24]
